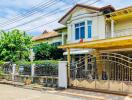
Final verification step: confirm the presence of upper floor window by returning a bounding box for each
[88,21,92,38]
[75,22,85,40]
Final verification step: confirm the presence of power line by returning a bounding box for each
[7,0,101,32]
[0,0,58,27]
[1,0,94,28]
[0,0,57,27]
[25,0,101,32]
[0,0,51,24]
[5,4,69,31]
[80,0,100,5]
[26,19,59,32]
[5,0,98,31]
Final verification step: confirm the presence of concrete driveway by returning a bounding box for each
[0,84,84,100]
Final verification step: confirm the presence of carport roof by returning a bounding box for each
[58,35,132,50]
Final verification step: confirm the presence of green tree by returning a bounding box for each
[33,43,64,60]
[0,29,32,62]
[33,43,51,60]
[49,45,64,60]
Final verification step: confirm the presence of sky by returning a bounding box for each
[0,0,131,36]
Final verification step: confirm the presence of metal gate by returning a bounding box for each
[70,53,132,93]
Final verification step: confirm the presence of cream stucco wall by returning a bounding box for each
[114,18,132,36]
[33,36,62,45]
[66,7,106,44]
[106,18,132,38]
[54,28,67,45]
[115,18,132,31]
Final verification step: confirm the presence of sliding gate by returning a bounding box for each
[70,53,132,93]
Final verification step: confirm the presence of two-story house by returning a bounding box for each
[59,4,115,63]
[58,4,132,94]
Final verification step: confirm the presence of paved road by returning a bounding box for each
[0,84,131,100]
[0,84,84,100]
[65,89,132,100]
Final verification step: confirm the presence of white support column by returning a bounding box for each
[67,24,72,43]
[12,64,16,81]
[85,20,88,40]
[71,24,74,42]
[31,64,35,77]
[62,33,64,45]
[58,61,68,88]
[111,19,114,37]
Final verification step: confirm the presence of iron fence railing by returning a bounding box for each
[0,62,58,87]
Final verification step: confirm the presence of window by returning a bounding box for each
[75,22,85,40]
[52,42,62,46]
[88,21,92,38]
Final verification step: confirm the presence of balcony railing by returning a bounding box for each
[65,28,132,44]
[106,28,132,38]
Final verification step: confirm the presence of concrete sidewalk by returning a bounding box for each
[61,89,132,100]
[0,81,131,100]
[0,84,85,100]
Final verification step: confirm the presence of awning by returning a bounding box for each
[58,35,132,50]
[63,49,92,55]
[105,6,132,21]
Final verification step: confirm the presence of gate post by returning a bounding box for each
[31,64,35,77]
[67,48,71,86]
[58,61,68,88]
[93,50,103,80]
[12,64,16,81]
[31,64,35,82]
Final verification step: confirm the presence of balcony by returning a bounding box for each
[106,28,132,38]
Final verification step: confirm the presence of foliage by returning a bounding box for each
[33,43,64,60]
[0,61,5,66]
[0,67,4,76]
[15,60,58,76]
[34,60,58,65]
[0,29,32,62]
[15,60,58,66]
[0,61,5,76]
[34,60,58,76]
[15,61,32,66]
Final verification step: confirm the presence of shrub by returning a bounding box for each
[0,61,5,76]
[15,60,58,76]
[34,60,58,76]
[33,43,64,60]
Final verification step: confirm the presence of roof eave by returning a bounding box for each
[58,4,100,24]
[59,4,115,24]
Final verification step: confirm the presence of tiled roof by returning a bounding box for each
[32,31,61,41]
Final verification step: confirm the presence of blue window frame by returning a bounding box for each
[75,22,85,40]
[88,21,92,38]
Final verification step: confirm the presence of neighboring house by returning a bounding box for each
[54,26,67,45]
[58,4,132,94]
[32,30,62,46]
